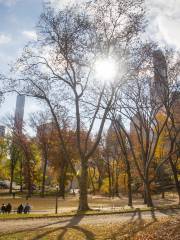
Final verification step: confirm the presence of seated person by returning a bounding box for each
[6,203,12,214]
[1,204,6,214]
[17,204,24,214]
[24,203,31,214]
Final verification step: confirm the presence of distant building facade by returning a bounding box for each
[0,125,5,137]
[172,91,180,128]
[106,115,125,160]
[36,122,56,137]
[130,50,169,137]
[129,50,167,149]
[152,50,168,104]
[14,95,25,132]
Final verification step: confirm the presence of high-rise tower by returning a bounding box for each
[172,91,180,128]
[14,95,25,132]
[152,50,168,103]
[0,125,5,137]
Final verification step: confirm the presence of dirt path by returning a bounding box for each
[0,208,179,234]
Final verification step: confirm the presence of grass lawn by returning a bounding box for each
[0,192,179,212]
[0,217,179,239]
[0,205,180,220]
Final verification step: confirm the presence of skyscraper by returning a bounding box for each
[152,50,168,103]
[14,95,25,132]
[130,50,168,139]
[106,115,124,157]
[172,91,180,128]
[0,125,5,137]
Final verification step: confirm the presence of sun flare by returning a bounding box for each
[95,57,117,83]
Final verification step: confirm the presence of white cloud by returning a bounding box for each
[0,0,19,7]
[48,0,180,49]
[22,31,37,41]
[48,0,84,10]
[0,34,11,45]
[49,0,73,8]
[146,0,180,49]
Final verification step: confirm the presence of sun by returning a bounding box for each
[95,57,117,83]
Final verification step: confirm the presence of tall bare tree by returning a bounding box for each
[30,112,54,197]
[154,51,180,202]
[5,0,144,210]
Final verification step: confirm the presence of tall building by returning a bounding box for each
[0,125,5,137]
[172,91,180,129]
[129,51,168,141]
[37,122,56,137]
[130,114,139,137]
[14,95,25,132]
[129,113,147,149]
[106,115,124,157]
[152,50,168,103]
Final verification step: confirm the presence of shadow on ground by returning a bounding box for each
[32,214,95,240]
[0,210,161,240]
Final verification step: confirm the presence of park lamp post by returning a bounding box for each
[55,185,59,214]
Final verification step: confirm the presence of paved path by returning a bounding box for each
[0,208,179,234]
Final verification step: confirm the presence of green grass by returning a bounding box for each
[0,204,180,220]
[0,195,178,211]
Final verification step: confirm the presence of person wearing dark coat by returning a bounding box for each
[17,204,24,214]
[5,203,12,213]
[24,203,31,214]
[1,204,6,214]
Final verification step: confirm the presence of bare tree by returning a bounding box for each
[5,0,144,210]
[30,112,53,197]
[111,46,161,206]
[154,51,180,202]
[4,115,24,193]
[110,116,133,206]
[113,46,180,207]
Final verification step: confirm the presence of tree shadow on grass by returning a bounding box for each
[158,207,180,217]
[0,209,162,240]
[130,208,157,222]
[31,210,157,240]
[0,218,70,238]
[0,215,95,240]
[110,209,157,239]
[32,214,95,240]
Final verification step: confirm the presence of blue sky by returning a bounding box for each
[0,0,43,71]
[0,0,180,129]
[0,0,43,125]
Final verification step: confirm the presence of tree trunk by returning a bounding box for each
[20,159,23,192]
[98,175,103,192]
[161,191,165,199]
[88,168,96,195]
[59,176,66,199]
[27,175,32,197]
[169,156,180,204]
[59,171,66,199]
[115,171,119,197]
[78,160,90,211]
[112,160,115,197]
[107,161,112,197]
[26,157,32,197]
[126,162,132,207]
[143,188,147,204]
[144,181,153,207]
[9,165,14,194]
[41,158,48,198]
[59,160,68,199]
